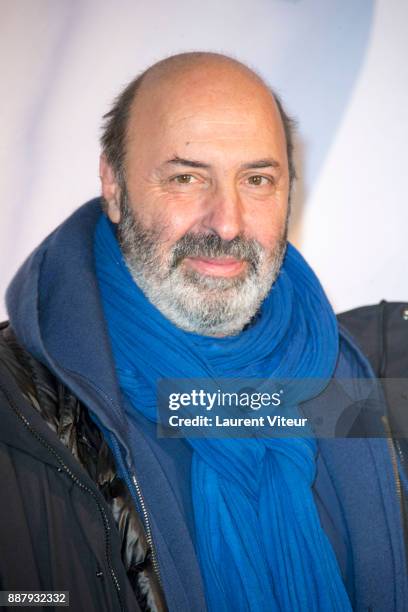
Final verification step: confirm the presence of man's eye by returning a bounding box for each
[247,175,272,186]
[172,174,196,184]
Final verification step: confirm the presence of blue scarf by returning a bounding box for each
[94,214,351,611]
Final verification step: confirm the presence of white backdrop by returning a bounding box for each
[1,0,407,320]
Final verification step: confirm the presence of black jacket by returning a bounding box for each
[339,301,408,546]
[0,323,165,612]
[338,301,408,380]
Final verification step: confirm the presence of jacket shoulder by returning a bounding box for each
[338,301,408,377]
[0,332,140,610]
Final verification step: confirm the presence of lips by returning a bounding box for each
[183,256,246,277]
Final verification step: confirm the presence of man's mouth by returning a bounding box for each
[183,256,247,277]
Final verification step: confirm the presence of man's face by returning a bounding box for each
[102,63,290,336]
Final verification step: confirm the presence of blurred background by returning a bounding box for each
[1,0,407,319]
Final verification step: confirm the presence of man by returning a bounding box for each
[0,52,406,611]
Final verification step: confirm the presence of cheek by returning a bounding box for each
[245,203,288,250]
[135,192,207,239]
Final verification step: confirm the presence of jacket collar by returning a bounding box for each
[6,199,130,445]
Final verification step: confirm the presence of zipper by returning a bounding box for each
[131,472,162,582]
[382,415,408,603]
[386,426,408,551]
[109,434,163,587]
[382,415,408,544]
[4,386,125,612]
[387,433,403,506]
[383,416,403,509]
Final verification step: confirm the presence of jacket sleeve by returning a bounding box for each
[0,362,141,612]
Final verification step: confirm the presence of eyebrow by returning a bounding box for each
[241,158,280,170]
[164,156,280,171]
[165,156,210,169]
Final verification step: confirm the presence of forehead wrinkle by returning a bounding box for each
[164,104,255,119]
[176,137,262,146]
[128,72,282,145]
[162,103,281,136]
[173,118,252,126]
[163,116,273,142]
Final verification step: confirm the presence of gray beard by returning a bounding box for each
[116,190,288,337]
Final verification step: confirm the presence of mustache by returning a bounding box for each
[170,233,262,270]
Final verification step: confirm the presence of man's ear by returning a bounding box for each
[99,154,121,223]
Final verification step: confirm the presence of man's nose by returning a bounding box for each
[201,184,245,241]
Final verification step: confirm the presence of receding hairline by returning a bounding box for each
[100,51,297,197]
[138,51,268,86]
[129,51,277,114]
